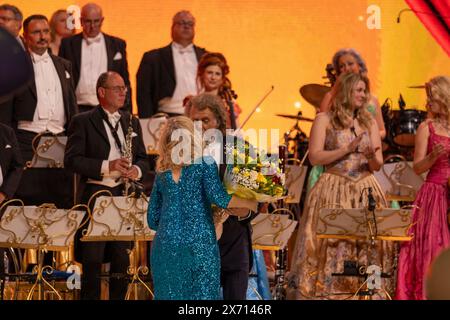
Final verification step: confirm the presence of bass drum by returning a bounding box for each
[391,109,427,147]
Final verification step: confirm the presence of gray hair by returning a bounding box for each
[190,93,227,134]
[0,4,23,21]
[332,48,368,76]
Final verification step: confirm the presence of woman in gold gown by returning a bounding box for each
[287,72,395,300]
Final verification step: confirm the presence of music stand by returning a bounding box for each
[26,133,67,169]
[252,210,297,251]
[284,164,307,205]
[0,199,87,300]
[81,190,155,300]
[374,155,424,202]
[139,115,168,155]
[316,206,413,299]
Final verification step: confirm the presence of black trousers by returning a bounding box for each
[79,184,132,300]
[219,217,252,300]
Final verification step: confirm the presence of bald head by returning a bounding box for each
[81,3,102,17]
[80,3,103,38]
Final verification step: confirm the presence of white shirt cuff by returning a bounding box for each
[101,160,109,176]
[133,165,142,179]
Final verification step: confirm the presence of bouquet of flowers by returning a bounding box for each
[223,140,286,202]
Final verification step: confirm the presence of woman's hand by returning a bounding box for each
[346,135,363,154]
[429,143,446,162]
[362,146,381,161]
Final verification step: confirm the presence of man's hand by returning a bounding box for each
[109,158,130,175]
[0,192,6,204]
[124,166,139,180]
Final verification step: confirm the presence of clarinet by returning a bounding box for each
[122,114,134,197]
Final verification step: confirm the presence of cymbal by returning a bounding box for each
[299,84,331,109]
[408,85,425,89]
[276,114,314,122]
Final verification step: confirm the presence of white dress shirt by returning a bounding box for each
[87,108,142,187]
[158,42,198,115]
[18,51,65,134]
[75,33,108,106]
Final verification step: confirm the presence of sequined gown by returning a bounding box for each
[148,157,232,300]
[396,122,450,300]
[287,124,395,300]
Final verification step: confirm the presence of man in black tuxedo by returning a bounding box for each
[0,123,23,294]
[0,4,24,49]
[64,71,148,300]
[0,124,23,204]
[59,3,131,113]
[0,4,25,126]
[4,14,77,211]
[12,14,77,163]
[136,10,206,118]
[188,93,254,300]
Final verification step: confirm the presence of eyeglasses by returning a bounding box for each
[104,85,127,93]
[82,18,103,26]
[174,20,195,27]
[0,16,15,22]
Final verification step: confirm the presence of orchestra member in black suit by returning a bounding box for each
[136,10,206,118]
[0,123,23,290]
[0,124,23,205]
[0,4,25,127]
[13,14,77,163]
[64,71,148,300]
[59,3,131,113]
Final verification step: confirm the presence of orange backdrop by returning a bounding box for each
[14,0,450,141]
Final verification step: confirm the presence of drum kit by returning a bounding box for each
[280,83,428,163]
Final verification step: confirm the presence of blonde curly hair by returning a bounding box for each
[329,72,373,132]
[426,75,450,119]
[156,116,203,172]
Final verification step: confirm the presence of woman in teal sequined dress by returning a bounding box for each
[307,48,386,193]
[148,116,257,300]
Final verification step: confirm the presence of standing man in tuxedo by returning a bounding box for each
[64,71,148,300]
[0,4,25,126]
[14,14,77,163]
[59,3,131,113]
[0,4,24,49]
[136,10,206,118]
[188,93,254,300]
[0,123,23,296]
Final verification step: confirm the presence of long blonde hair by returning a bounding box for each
[329,72,373,131]
[426,75,450,119]
[156,116,203,172]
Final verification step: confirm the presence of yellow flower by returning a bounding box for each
[232,167,239,174]
[257,173,267,184]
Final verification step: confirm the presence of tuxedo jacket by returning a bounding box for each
[136,43,206,118]
[3,53,78,130]
[0,123,23,199]
[64,106,149,201]
[218,137,253,272]
[59,33,132,112]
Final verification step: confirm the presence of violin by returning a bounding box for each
[221,86,238,130]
